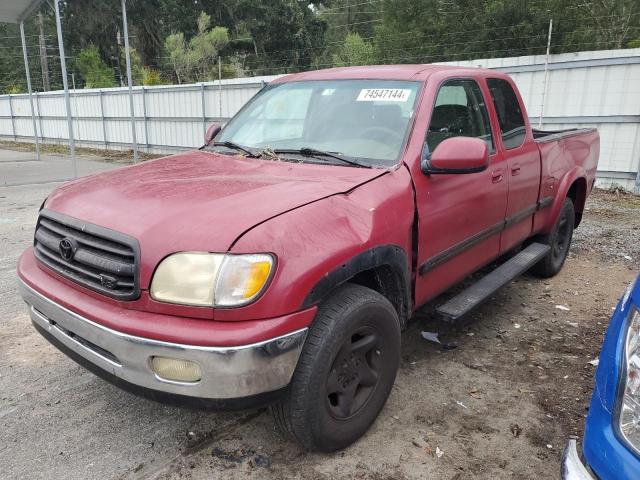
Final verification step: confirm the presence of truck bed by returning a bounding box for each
[532,127,598,144]
[532,126,600,234]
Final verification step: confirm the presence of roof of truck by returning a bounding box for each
[273,64,494,83]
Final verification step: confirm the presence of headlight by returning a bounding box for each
[619,307,640,451]
[150,252,274,307]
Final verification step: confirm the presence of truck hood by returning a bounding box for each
[45,150,385,287]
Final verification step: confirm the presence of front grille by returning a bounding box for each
[34,209,140,300]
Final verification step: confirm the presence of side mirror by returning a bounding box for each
[421,137,489,175]
[204,123,222,146]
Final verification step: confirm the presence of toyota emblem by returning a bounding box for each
[59,237,77,261]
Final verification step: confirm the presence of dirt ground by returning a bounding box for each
[1,151,638,479]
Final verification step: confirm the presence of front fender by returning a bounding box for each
[215,168,415,323]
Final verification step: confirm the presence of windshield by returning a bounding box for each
[216,79,421,167]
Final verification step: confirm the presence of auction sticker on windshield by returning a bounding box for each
[357,89,411,102]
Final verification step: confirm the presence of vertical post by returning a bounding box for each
[20,21,41,161]
[538,18,553,129]
[218,56,223,120]
[38,11,50,91]
[35,92,44,142]
[54,0,77,178]
[121,0,139,162]
[635,127,640,194]
[8,95,16,141]
[201,83,206,136]
[99,90,108,149]
[142,87,149,151]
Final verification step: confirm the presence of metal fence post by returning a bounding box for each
[201,83,207,136]
[121,0,139,162]
[99,90,108,149]
[142,87,149,151]
[8,95,16,141]
[20,20,41,161]
[35,92,44,144]
[635,125,640,194]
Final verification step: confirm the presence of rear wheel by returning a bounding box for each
[531,197,575,278]
[270,283,401,452]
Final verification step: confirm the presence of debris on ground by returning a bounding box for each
[421,331,441,343]
[411,437,428,449]
[211,446,272,468]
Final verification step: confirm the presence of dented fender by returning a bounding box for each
[215,167,416,323]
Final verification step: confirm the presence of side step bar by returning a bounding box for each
[435,242,550,322]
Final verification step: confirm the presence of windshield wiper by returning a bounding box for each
[210,141,260,158]
[273,147,372,168]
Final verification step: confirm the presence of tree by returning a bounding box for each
[76,45,117,88]
[164,12,230,83]
[232,0,328,74]
[332,33,376,66]
[575,0,640,49]
[165,32,188,84]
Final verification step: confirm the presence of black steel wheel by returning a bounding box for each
[326,326,383,420]
[270,283,401,452]
[531,197,575,278]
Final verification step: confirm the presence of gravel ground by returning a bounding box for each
[0,154,638,480]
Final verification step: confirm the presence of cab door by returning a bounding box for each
[485,77,542,253]
[412,77,509,306]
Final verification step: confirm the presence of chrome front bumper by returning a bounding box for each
[19,280,307,399]
[562,440,595,480]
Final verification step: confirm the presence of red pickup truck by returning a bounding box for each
[17,65,599,452]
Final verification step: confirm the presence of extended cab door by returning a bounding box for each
[485,78,542,253]
[412,78,508,305]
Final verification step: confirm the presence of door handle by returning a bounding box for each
[492,169,504,183]
[511,163,521,176]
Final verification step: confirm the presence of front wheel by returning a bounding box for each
[270,283,401,452]
[531,197,575,278]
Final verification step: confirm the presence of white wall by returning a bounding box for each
[0,75,281,155]
[441,48,640,191]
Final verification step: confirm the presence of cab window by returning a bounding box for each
[426,79,494,154]
[487,78,526,149]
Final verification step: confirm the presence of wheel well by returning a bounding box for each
[349,265,410,327]
[302,246,412,328]
[566,178,587,227]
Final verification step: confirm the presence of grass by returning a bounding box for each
[0,139,163,162]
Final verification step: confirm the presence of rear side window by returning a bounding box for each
[426,79,493,153]
[487,78,526,149]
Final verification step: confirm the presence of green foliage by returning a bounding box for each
[165,12,230,83]
[629,39,640,48]
[76,45,117,88]
[119,47,145,86]
[332,33,376,66]
[5,85,25,94]
[142,68,164,86]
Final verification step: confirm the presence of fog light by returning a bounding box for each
[150,356,202,383]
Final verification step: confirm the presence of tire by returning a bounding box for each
[531,197,575,278]
[270,283,401,452]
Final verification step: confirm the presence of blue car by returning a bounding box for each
[562,274,640,479]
